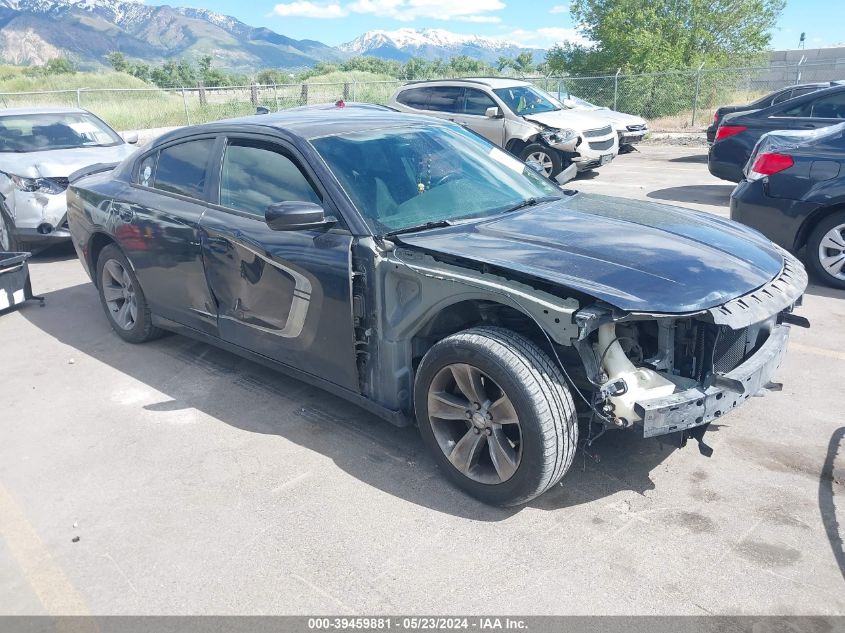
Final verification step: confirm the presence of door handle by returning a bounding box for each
[205,236,231,252]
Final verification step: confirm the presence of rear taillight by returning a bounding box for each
[715,125,747,141]
[747,152,794,181]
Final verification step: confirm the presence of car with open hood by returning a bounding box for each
[66,108,806,506]
[0,107,138,252]
[389,78,618,181]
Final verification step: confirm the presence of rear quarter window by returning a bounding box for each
[153,138,214,199]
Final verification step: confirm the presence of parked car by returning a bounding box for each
[389,78,618,181]
[68,109,806,506]
[707,82,844,144]
[551,91,648,150]
[0,107,138,252]
[731,122,845,289]
[708,84,845,182]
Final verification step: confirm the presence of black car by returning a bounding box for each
[731,122,845,289]
[706,82,842,144]
[708,84,845,182]
[67,109,806,506]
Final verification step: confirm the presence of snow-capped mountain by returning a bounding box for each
[0,0,342,69]
[339,28,545,63]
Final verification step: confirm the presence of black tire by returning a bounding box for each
[519,143,563,179]
[96,244,163,343]
[807,210,845,290]
[0,201,20,252]
[414,326,577,506]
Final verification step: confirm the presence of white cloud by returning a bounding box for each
[548,3,569,13]
[272,1,348,18]
[506,26,588,48]
[272,0,504,22]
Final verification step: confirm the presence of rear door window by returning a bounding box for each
[153,138,214,199]
[780,91,845,119]
[426,87,463,113]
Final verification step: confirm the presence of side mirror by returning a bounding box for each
[123,131,139,144]
[256,106,271,115]
[265,201,334,231]
[485,106,503,118]
[562,99,576,109]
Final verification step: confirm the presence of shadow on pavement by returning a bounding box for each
[820,427,845,581]
[21,282,678,519]
[668,154,708,164]
[647,184,735,206]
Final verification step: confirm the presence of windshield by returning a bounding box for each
[0,112,124,153]
[493,85,561,115]
[311,124,561,234]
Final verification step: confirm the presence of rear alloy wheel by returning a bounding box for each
[415,327,577,506]
[96,244,163,343]
[519,143,562,179]
[807,211,845,289]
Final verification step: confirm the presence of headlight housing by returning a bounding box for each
[9,174,67,195]
[540,128,577,146]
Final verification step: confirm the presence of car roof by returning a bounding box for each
[401,77,530,90]
[0,106,89,116]
[152,107,445,145]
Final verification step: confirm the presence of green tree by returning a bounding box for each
[106,51,127,73]
[567,0,785,73]
[544,44,567,76]
[512,52,535,76]
[496,55,513,72]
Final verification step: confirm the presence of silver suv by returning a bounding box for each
[389,78,618,180]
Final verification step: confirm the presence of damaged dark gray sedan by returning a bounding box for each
[66,108,807,506]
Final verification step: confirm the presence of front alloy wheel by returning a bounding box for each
[519,143,562,178]
[415,326,577,506]
[427,363,523,484]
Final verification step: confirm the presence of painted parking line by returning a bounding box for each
[791,342,845,362]
[0,483,89,615]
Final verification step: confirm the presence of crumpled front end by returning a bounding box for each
[577,248,808,438]
[0,173,71,244]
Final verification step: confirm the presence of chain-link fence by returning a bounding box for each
[0,61,840,135]
[528,60,843,131]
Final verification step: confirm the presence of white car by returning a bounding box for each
[554,93,648,150]
[0,107,138,252]
[389,78,619,181]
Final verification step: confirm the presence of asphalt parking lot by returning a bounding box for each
[1,144,844,616]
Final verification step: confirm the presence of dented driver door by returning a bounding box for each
[199,136,359,392]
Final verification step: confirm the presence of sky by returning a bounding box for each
[163,0,841,50]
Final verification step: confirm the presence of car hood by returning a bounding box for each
[0,144,137,178]
[573,107,647,127]
[523,109,613,134]
[397,192,784,313]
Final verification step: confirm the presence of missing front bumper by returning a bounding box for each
[634,324,791,438]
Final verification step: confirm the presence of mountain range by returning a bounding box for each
[0,0,548,71]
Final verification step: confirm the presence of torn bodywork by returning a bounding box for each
[368,233,807,442]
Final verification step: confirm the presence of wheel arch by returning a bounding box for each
[794,201,845,251]
[409,298,559,370]
[87,232,121,288]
